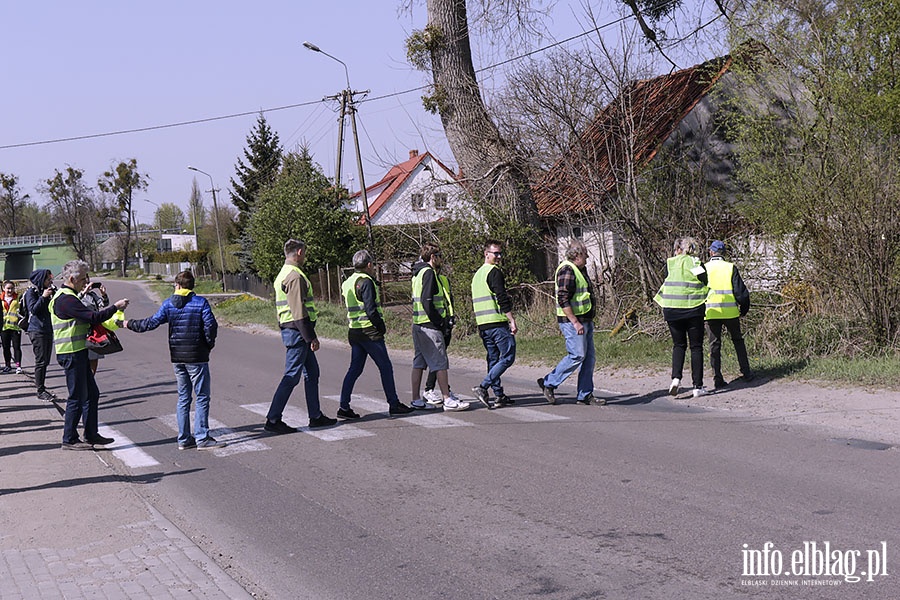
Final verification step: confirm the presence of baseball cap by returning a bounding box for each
[709,240,726,253]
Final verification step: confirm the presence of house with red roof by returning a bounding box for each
[532,50,750,281]
[348,150,470,226]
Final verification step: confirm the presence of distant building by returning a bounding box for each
[348,150,470,226]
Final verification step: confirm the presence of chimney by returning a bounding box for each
[409,149,419,159]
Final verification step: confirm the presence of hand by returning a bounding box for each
[42,287,53,298]
[509,318,518,335]
[572,320,585,335]
[310,339,320,352]
[114,298,129,310]
[119,320,127,328]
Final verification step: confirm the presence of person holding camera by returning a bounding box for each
[23,269,56,399]
[80,281,110,375]
[410,243,469,411]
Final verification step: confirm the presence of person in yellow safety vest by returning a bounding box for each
[51,260,129,450]
[79,281,111,375]
[537,240,604,406]
[1,280,25,374]
[654,237,709,398]
[337,249,414,419]
[470,240,517,410]
[410,243,470,411]
[422,271,460,404]
[264,238,337,434]
[704,240,754,389]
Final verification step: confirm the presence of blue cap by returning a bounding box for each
[709,240,725,253]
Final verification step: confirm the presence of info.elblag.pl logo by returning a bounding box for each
[740,541,888,586]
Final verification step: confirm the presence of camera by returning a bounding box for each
[48,284,58,293]
[447,315,458,328]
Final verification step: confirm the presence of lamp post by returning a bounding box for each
[144,199,162,252]
[187,166,227,292]
[303,40,374,252]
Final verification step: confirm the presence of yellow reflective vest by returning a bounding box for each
[50,288,90,354]
[274,264,317,324]
[412,266,447,325]
[654,254,708,309]
[342,272,383,329]
[2,294,22,332]
[471,263,507,326]
[555,260,592,317]
[704,259,740,319]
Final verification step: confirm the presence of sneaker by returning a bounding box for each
[411,398,438,410]
[537,378,556,405]
[264,419,297,435]
[592,395,608,406]
[713,378,729,390]
[669,378,681,396]
[178,438,197,450]
[496,394,515,406]
[197,436,226,450]
[692,387,708,398]
[61,441,94,451]
[389,403,415,417]
[309,414,338,428]
[447,391,462,403]
[0,366,10,374]
[576,394,593,405]
[37,390,54,401]
[337,407,362,420]
[422,389,443,404]
[84,434,114,445]
[472,386,494,410]
[443,397,470,411]
[15,366,22,375]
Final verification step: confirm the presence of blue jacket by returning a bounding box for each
[127,292,217,364]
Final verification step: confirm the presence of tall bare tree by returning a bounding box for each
[98,159,149,276]
[40,167,95,260]
[0,173,30,237]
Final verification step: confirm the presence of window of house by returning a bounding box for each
[434,192,448,210]
[411,193,426,211]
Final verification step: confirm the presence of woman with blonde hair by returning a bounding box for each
[654,237,709,397]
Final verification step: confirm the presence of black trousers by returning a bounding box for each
[28,331,52,392]
[667,314,705,388]
[1,329,22,367]
[706,318,751,381]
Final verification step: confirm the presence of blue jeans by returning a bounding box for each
[58,350,100,444]
[173,363,211,444]
[340,338,400,409]
[267,328,321,422]
[543,320,595,400]
[479,325,516,396]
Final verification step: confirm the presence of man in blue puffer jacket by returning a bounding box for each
[123,270,224,451]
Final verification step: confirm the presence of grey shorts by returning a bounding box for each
[412,324,449,371]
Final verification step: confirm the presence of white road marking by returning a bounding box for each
[241,403,375,441]
[495,408,571,423]
[324,394,474,428]
[157,414,270,456]
[98,425,160,468]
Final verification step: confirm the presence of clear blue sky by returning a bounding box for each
[0,2,718,226]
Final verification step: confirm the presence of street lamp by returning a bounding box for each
[187,166,227,292]
[144,199,162,253]
[303,40,375,252]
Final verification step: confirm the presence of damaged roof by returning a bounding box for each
[532,53,736,218]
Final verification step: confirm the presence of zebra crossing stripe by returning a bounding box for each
[495,407,570,423]
[156,415,271,456]
[240,403,375,441]
[323,394,474,428]
[98,425,160,468]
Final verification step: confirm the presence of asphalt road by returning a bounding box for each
[85,280,898,599]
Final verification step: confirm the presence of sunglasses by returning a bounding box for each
[488,251,502,257]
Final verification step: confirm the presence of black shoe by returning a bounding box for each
[264,419,297,435]
[495,395,515,406]
[576,394,593,405]
[178,438,197,450]
[337,407,361,420]
[538,378,556,404]
[740,372,756,382]
[85,434,114,445]
[309,414,338,429]
[37,390,55,401]
[389,403,415,417]
[714,378,729,390]
[61,441,94,451]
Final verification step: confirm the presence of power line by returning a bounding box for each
[0,14,636,152]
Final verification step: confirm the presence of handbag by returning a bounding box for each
[86,324,123,355]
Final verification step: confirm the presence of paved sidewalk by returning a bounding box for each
[0,373,253,600]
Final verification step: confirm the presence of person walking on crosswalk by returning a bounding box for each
[264,239,337,434]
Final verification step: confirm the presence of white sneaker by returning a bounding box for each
[443,397,470,411]
[422,389,443,405]
[447,391,462,403]
[15,366,23,375]
[692,387,708,398]
[669,378,680,396]
[411,398,438,410]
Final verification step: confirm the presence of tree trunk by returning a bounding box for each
[426,0,545,276]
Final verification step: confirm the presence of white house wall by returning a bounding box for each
[372,160,469,226]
